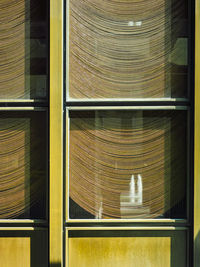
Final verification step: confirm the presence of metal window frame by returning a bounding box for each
[50,0,64,266]
[194,0,200,266]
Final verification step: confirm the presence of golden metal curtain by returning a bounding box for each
[0,0,47,218]
[0,0,47,99]
[69,111,187,219]
[69,0,188,99]
[0,113,46,218]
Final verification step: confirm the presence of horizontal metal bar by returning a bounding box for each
[66,219,187,223]
[0,107,47,111]
[0,99,47,103]
[67,106,188,111]
[66,226,188,231]
[0,219,47,224]
[0,227,48,231]
[67,98,190,102]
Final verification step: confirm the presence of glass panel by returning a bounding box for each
[68,0,188,100]
[0,111,47,219]
[69,110,187,219]
[68,230,187,267]
[0,0,48,100]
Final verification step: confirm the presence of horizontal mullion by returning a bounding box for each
[66,98,190,108]
[66,219,188,224]
[67,105,189,111]
[66,226,188,231]
[65,219,190,229]
[0,107,47,111]
[0,99,47,103]
[0,220,48,228]
[0,227,47,231]
[0,101,49,108]
[67,97,190,103]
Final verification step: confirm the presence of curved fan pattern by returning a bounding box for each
[69,0,188,99]
[0,113,46,218]
[69,111,187,219]
[0,0,47,99]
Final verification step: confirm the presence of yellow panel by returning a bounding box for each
[0,230,48,267]
[69,237,170,267]
[50,0,63,265]
[0,237,30,267]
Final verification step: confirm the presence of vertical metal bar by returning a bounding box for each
[50,0,63,266]
[194,0,200,266]
[66,109,69,221]
[65,228,69,267]
[66,0,70,101]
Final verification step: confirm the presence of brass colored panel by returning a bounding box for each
[0,237,30,266]
[69,237,170,267]
[0,230,48,267]
[67,229,187,267]
[50,0,63,265]
[194,0,200,266]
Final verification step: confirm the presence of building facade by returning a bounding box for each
[0,0,200,266]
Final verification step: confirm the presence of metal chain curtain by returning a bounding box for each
[0,112,46,218]
[69,111,187,219]
[0,0,47,99]
[69,0,188,99]
[0,118,31,218]
[0,0,47,218]
[0,112,46,219]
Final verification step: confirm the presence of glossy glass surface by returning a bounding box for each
[0,111,47,219]
[68,0,189,100]
[0,0,48,99]
[69,110,187,219]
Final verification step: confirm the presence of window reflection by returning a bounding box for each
[0,112,47,219]
[68,0,189,99]
[0,0,48,99]
[69,110,187,219]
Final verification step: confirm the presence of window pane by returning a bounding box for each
[0,111,47,219]
[68,0,188,100]
[0,0,48,99]
[69,110,187,219]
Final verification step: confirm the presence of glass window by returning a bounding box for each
[68,110,187,219]
[0,0,48,100]
[67,0,189,100]
[0,111,47,219]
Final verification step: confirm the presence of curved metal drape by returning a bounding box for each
[0,113,46,218]
[69,111,187,219]
[0,0,47,99]
[69,0,188,99]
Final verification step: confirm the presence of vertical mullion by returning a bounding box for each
[50,0,63,266]
[194,0,200,266]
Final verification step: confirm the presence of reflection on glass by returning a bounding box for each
[120,174,145,217]
[0,112,47,219]
[68,0,188,100]
[0,0,48,99]
[69,110,187,219]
